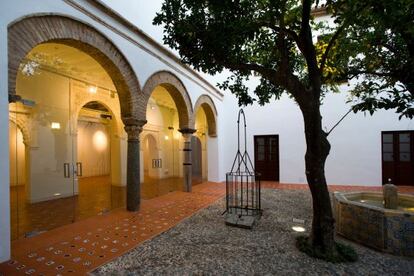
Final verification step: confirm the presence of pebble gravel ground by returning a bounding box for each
[93,189,414,275]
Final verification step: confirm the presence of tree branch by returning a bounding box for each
[299,0,321,90]
[326,108,353,136]
[221,2,312,107]
[301,0,312,36]
[278,2,290,76]
[223,61,308,103]
[263,23,302,47]
[320,23,347,73]
[223,62,276,79]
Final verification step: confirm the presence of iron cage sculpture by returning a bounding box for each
[225,109,262,229]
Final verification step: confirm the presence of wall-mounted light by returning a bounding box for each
[51,122,61,130]
[151,105,155,110]
[88,85,98,94]
[164,135,169,140]
[93,130,108,152]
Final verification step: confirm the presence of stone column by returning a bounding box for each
[124,119,146,212]
[179,128,196,192]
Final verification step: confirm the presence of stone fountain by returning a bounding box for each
[334,182,414,257]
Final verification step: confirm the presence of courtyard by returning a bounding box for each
[1,182,413,275]
[95,188,414,275]
[1,0,413,274]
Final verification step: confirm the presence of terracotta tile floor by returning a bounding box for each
[9,176,206,241]
[2,181,413,275]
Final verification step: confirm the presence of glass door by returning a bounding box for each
[13,72,76,239]
[73,92,126,220]
[10,44,129,242]
[9,103,19,241]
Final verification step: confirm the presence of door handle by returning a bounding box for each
[64,163,70,178]
[76,162,83,177]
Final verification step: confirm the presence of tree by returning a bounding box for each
[153,0,364,260]
[327,0,414,118]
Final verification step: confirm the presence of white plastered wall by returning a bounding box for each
[0,21,10,262]
[216,82,413,186]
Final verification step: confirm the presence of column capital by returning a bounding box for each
[123,119,147,141]
[122,117,147,128]
[124,125,143,140]
[178,128,196,135]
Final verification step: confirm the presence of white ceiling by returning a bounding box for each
[148,86,177,110]
[25,43,116,90]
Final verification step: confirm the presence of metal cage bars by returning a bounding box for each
[225,109,261,227]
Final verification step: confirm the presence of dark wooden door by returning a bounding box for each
[382,131,414,186]
[254,135,279,181]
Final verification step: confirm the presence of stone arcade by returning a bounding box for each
[1,1,221,261]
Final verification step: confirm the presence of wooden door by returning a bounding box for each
[254,135,279,181]
[382,131,414,186]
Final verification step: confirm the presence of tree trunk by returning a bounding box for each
[301,98,335,254]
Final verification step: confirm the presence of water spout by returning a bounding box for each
[383,181,398,209]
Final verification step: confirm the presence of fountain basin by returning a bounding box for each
[334,192,414,257]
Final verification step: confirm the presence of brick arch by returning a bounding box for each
[9,116,31,146]
[193,94,218,137]
[141,71,193,130]
[73,98,123,136]
[8,14,140,120]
